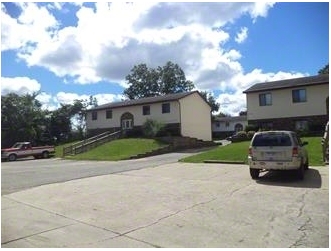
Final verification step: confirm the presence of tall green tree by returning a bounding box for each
[50,96,98,141]
[157,61,195,95]
[124,61,219,112]
[124,61,194,99]
[50,104,73,141]
[318,64,329,74]
[71,97,98,139]
[199,91,220,113]
[124,64,160,99]
[1,92,45,147]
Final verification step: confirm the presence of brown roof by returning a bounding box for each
[88,91,203,111]
[243,74,329,93]
[214,115,247,122]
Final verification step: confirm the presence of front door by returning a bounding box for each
[121,112,134,130]
[122,119,133,130]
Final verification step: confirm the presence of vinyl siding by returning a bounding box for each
[179,92,212,141]
[86,101,180,129]
[246,84,329,120]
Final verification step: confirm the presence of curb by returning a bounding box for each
[203,160,245,164]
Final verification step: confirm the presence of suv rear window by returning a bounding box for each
[252,133,292,147]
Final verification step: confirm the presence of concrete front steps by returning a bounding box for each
[129,136,218,159]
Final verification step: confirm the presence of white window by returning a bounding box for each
[292,89,307,103]
[122,119,133,129]
[259,93,272,106]
[295,120,308,131]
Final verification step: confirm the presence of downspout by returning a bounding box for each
[178,100,182,136]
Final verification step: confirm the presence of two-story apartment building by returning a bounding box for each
[243,74,329,132]
[212,116,248,139]
[86,91,212,141]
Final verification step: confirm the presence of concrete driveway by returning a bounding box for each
[2,162,328,248]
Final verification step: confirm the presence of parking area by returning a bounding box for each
[2,162,329,248]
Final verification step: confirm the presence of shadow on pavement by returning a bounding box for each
[256,168,323,189]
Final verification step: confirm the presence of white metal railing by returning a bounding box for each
[62,130,122,156]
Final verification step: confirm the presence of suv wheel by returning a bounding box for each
[297,163,305,180]
[304,157,309,170]
[250,168,260,179]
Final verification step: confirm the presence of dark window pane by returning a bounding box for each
[162,103,170,113]
[143,105,150,115]
[106,110,112,119]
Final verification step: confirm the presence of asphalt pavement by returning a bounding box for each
[2,161,329,248]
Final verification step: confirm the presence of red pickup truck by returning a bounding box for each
[1,142,55,161]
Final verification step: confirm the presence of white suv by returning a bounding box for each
[248,131,309,180]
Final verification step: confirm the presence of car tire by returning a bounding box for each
[8,154,17,161]
[42,151,49,159]
[304,157,309,170]
[297,163,305,180]
[250,168,260,179]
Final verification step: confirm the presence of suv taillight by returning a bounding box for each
[292,147,299,157]
[248,147,252,156]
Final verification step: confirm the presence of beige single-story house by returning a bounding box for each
[86,91,212,141]
[243,74,329,132]
[212,116,248,139]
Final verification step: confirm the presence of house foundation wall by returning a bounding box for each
[248,115,328,135]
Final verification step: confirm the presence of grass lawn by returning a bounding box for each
[180,136,325,166]
[62,138,168,161]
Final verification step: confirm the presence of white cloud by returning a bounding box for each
[217,91,247,116]
[35,92,59,111]
[94,93,125,105]
[2,2,299,116]
[55,92,90,105]
[1,76,41,95]
[249,2,276,21]
[54,92,124,108]
[235,27,248,44]
[2,2,276,87]
[1,2,58,51]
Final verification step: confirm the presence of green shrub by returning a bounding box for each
[236,131,247,138]
[247,131,256,140]
[245,124,259,132]
[231,131,248,142]
[142,119,165,138]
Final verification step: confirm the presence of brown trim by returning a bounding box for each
[243,74,329,94]
[88,91,197,111]
[248,115,328,132]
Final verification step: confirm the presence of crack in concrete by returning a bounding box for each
[1,223,77,245]
[228,183,252,197]
[262,214,275,244]
[121,197,218,236]
[297,192,307,217]
[89,196,219,248]
[2,196,121,241]
[289,191,311,248]
[3,195,216,248]
[289,217,312,248]
[86,233,161,248]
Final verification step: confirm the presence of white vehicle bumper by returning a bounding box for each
[248,157,301,170]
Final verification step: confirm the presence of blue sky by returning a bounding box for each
[1,2,329,115]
